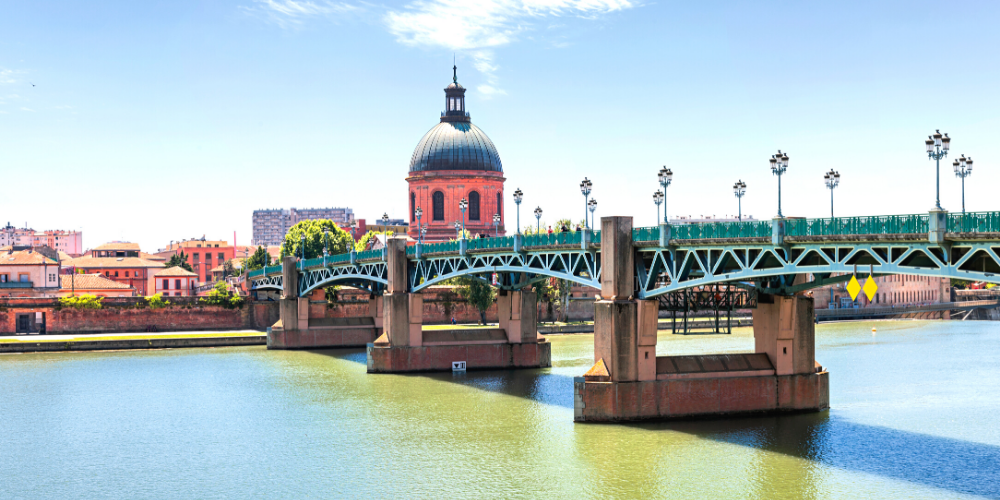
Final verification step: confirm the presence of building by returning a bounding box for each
[252,207,355,246]
[0,247,61,297]
[65,242,165,295]
[407,66,506,241]
[154,267,198,297]
[812,273,949,309]
[58,274,136,297]
[156,238,235,284]
[0,224,83,256]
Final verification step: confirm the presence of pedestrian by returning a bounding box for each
[547,226,553,235]
[451,316,456,325]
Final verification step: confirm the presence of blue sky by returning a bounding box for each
[2,0,998,251]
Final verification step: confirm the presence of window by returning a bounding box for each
[49,274,56,282]
[175,279,181,290]
[496,192,502,221]
[114,271,119,277]
[432,191,445,221]
[163,279,170,290]
[469,191,480,221]
[19,274,29,282]
[411,192,416,222]
[205,273,211,282]
[193,254,200,263]
[125,271,129,278]
[218,253,224,261]
[0,274,7,283]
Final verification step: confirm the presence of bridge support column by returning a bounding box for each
[368,237,550,373]
[575,217,829,422]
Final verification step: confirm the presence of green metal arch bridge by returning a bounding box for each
[248,211,1000,299]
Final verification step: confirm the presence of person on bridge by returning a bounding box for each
[547,226,553,235]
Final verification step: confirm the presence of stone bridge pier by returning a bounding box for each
[267,256,383,349]
[367,237,551,373]
[574,216,829,422]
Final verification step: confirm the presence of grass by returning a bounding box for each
[0,332,265,343]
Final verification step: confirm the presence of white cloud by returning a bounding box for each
[0,68,27,85]
[20,107,35,112]
[242,0,361,27]
[243,0,632,94]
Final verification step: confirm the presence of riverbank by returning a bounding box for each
[0,331,266,353]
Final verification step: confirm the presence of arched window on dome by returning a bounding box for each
[410,192,416,222]
[496,192,502,222]
[432,191,445,221]
[469,191,480,221]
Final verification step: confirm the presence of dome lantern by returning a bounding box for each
[443,64,469,123]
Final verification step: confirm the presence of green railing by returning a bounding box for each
[406,244,416,256]
[523,231,583,247]
[673,220,772,239]
[263,265,282,276]
[467,235,516,251]
[785,214,928,237]
[329,252,351,265]
[356,249,383,261]
[592,230,601,244]
[947,211,1000,233]
[421,240,460,254]
[632,226,659,242]
[248,268,265,278]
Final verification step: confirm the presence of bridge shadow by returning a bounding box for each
[629,412,1000,498]
[302,348,1000,497]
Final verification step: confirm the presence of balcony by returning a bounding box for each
[0,281,34,289]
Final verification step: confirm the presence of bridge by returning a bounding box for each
[249,210,1000,422]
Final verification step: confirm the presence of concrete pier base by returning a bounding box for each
[267,318,379,350]
[367,332,551,373]
[574,353,828,422]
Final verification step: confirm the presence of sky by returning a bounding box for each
[2,0,999,251]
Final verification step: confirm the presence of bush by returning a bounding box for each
[59,294,104,310]
[146,294,170,310]
[199,282,245,309]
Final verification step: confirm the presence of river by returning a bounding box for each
[2,320,999,499]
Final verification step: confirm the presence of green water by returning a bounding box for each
[2,321,999,499]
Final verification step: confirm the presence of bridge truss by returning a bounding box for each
[409,248,601,292]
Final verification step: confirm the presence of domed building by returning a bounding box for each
[407,66,506,242]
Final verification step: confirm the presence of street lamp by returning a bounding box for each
[299,233,306,268]
[453,221,461,239]
[414,207,424,245]
[769,150,789,218]
[382,212,389,230]
[458,198,468,238]
[579,177,593,229]
[823,170,840,218]
[420,224,427,242]
[658,166,673,223]
[733,180,747,221]
[588,198,597,229]
[953,155,973,213]
[653,190,664,223]
[493,213,500,237]
[926,130,950,211]
[534,206,543,234]
[322,227,329,257]
[513,188,523,234]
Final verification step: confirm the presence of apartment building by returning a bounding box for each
[252,207,355,246]
[155,238,234,284]
[0,224,83,256]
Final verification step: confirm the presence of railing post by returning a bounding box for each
[658,222,671,247]
[415,242,423,259]
[772,217,785,246]
[929,209,947,244]
[459,238,468,256]
[350,249,357,266]
[581,229,592,250]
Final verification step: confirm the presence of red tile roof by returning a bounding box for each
[0,249,58,265]
[93,242,141,251]
[157,266,198,277]
[60,274,134,290]
[65,256,166,269]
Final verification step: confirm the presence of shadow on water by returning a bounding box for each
[301,348,1000,497]
[630,412,1000,499]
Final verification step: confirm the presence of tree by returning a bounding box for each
[281,220,354,260]
[222,259,236,278]
[245,246,271,271]
[58,294,103,310]
[454,276,496,325]
[355,230,394,251]
[166,251,193,272]
[199,282,245,309]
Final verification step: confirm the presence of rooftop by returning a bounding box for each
[65,256,166,269]
[60,274,133,290]
[157,266,198,277]
[93,242,141,251]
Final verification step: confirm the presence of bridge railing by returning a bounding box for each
[785,214,929,237]
[632,221,771,241]
[523,231,582,247]
[468,235,516,251]
[947,211,1000,233]
[356,249,383,261]
[248,268,265,278]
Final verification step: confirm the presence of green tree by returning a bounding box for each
[354,230,394,251]
[166,251,193,272]
[245,246,271,271]
[222,259,236,278]
[59,294,103,310]
[145,293,170,310]
[281,220,354,260]
[199,282,245,309]
[454,276,497,325]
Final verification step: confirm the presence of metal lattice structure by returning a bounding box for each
[410,248,600,292]
[299,261,388,296]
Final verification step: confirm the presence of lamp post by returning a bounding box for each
[653,190,664,223]
[953,155,973,213]
[588,198,597,229]
[454,221,461,239]
[925,130,951,211]
[415,207,423,244]
[769,150,789,218]
[579,177,593,229]
[322,227,329,263]
[733,180,747,221]
[420,225,427,242]
[381,212,389,232]
[299,233,306,269]
[823,170,840,218]
[658,166,673,223]
[458,198,468,238]
[493,213,500,237]
[534,206,543,234]
[513,188,523,234]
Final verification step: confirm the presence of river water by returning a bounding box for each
[2,321,999,499]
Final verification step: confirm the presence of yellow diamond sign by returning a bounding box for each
[846,274,861,301]
[863,275,878,301]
